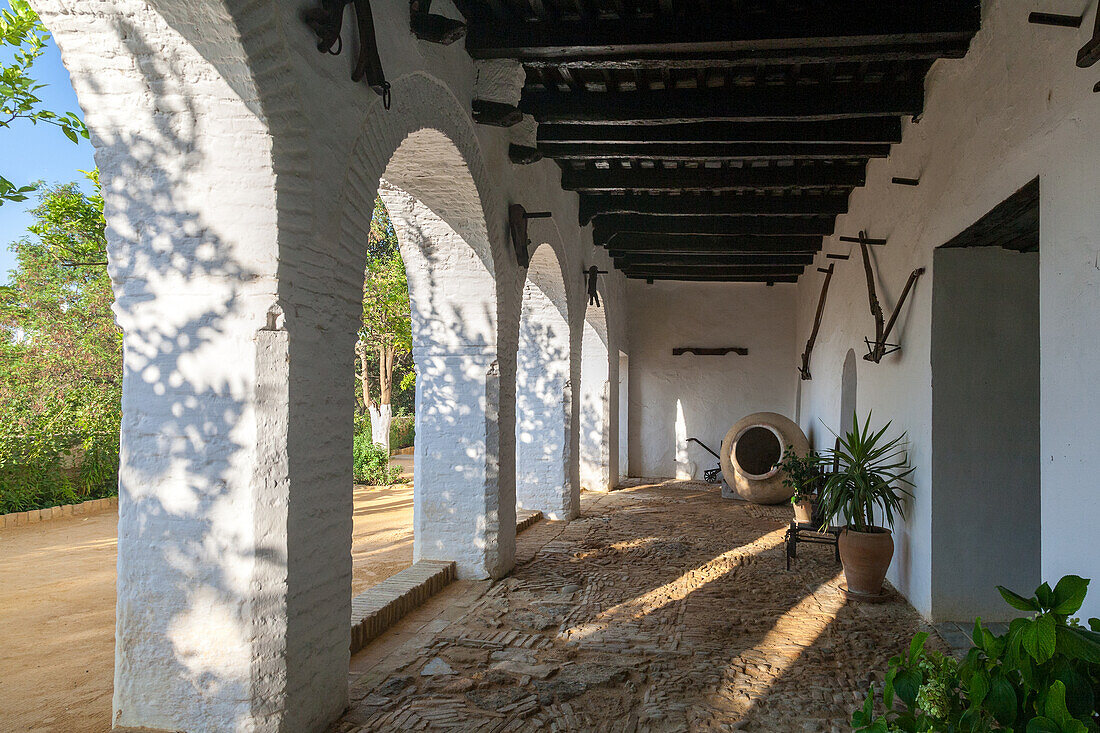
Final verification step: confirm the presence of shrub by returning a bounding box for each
[390,416,414,450]
[853,575,1100,732]
[352,432,403,486]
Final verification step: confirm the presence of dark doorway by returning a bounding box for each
[931,178,1040,621]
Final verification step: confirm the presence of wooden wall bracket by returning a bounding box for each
[508,205,551,267]
[1029,11,1084,28]
[410,0,466,44]
[673,347,748,357]
[798,263,835,380]
[892,176,921,186]
[473,99,523,127]
[509,144,543,164]
[860,236,925,364]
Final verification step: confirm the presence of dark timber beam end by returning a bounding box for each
[472,99,523,127]
[411,13,467,44]
[508,144,543,165]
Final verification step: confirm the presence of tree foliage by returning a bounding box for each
[0,174,120,511]
[0,0,89,205]
[356,196,413,412]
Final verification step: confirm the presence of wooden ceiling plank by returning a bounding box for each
[465,3,981,59]
[541,141,890,161]
[562,164,865,192]
[521,82,924,122]
[579,193,849,222]
[537,118,902,145]
[607,234,823,254]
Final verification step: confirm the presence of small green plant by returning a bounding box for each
[853,575,1100,732]
[352,433,404,486]
[817,413,914,532]
[774,446,821,504]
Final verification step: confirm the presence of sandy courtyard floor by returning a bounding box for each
[0,455,415,733]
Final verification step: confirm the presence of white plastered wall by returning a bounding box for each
[516,242,575,519]
[31,0,628,729]
[579,295,611,491]
[795,0,1100,620]
[627,281,799,479]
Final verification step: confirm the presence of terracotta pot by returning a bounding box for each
[793,499,814,523]
[838,527,894,596]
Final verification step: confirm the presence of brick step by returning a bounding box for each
[516,509,543,534]
[350,559,456,654]
[349,511,545,654]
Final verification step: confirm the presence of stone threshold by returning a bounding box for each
[350,510,545,654]
[0,495,118,529]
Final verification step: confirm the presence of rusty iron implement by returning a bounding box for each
[858,229,924,363]
[508,205,552,267]
[798,263,835,380]
[585,266,608,306]
[303,0,391,108]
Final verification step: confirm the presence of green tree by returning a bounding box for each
[1,0,89,205]
[0,173,120,511]
[355,197,412,454]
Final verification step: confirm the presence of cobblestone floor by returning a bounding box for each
[335,479,946,732]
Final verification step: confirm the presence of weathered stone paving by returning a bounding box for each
[335,480,945,732]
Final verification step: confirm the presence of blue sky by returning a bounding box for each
[1,23,96,279]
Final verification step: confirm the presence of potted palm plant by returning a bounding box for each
[817,414,914,597]
[775,446,821,523]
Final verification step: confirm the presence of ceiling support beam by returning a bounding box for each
[563,165,865,193]
[538,119,902,145]
[515,41,973,69]
[593,215,834,246]
[540,141,890,161]
[612,252,816,267]
[521,84,924,123]
[628,274,800,283]
[622,264,806,278]
[463,3,981,60]
[579,193,849,224]
[606,234,823,254]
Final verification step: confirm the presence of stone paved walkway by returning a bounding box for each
[336,479,946,732]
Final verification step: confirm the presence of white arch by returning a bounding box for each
[516,242,575,519]
[579,296,611,491]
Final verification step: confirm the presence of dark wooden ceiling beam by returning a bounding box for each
[538,119,902,145]
[622,264,806,277]
[541,141,890,161]
[517,40,973,69]
[463,3,981,59]
[521,83,924,123]
[627,274,799,283]
[594,215,834,246]
[579,193,849,224]
[562,165,865,193]
[613,252,816,267]
[608,234,822,255]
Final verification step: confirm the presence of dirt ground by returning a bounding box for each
[0,455,415,733]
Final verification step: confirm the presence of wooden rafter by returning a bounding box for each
[537,119,903,145]
[579,193,850,224]
[562,165,865,193]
